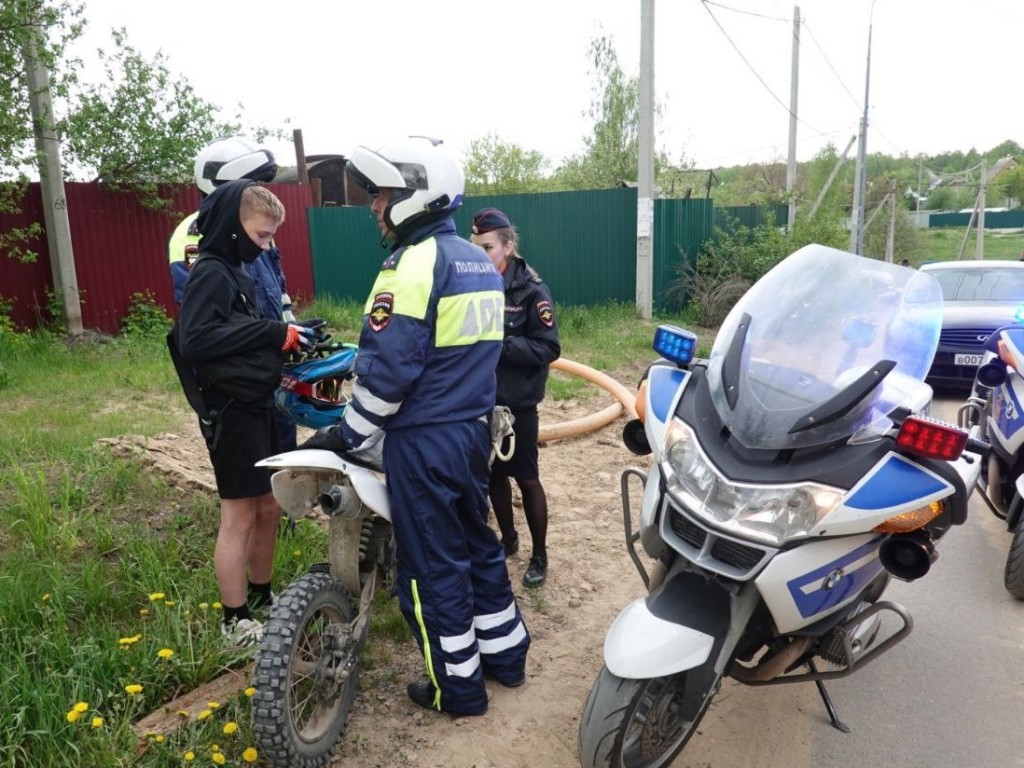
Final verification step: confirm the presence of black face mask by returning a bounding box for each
[233,228,264,264]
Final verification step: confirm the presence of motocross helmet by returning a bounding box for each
[275,346,357,429]
[345,136,464,239]
[194,136,278,197]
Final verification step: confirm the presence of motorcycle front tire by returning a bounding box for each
[252,572,362,768]
[578,664,719,768]
[1004,522,1024,600]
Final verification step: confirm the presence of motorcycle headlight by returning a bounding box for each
[661,420,843,546]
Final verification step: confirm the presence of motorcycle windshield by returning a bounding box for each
[705,244,943,450]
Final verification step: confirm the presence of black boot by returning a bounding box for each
[502,532,519,558]
[523,555,547,587]
[406,679,487,716]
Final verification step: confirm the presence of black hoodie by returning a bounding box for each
[176,179,288,404]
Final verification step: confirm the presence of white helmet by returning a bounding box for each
[346,136,464,237]
[194,136,278,197]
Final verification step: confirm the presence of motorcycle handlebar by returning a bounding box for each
[965,436,990,456]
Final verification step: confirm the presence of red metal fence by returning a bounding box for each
[0,182,315,334]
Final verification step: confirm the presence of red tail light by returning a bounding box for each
[895,417,968,461]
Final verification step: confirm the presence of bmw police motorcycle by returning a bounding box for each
[959,323,1024,599]
[579,244,987,768]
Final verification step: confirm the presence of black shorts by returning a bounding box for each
[491,406,539,480]
[205,402,281,499]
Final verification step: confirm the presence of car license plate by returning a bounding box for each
[954,353,985,366]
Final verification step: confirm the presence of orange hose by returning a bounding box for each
[537,358,638,443]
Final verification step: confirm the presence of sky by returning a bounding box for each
[70,0,1024,173]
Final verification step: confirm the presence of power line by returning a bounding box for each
[700,0,789,22]
[699,0,824,135]
[800,19,861,111]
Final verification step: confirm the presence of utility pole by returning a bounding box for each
[636,0,655,320]
[885,178,897,263]
[22,17,82,335]
[786,5,800,232]
[850,3,875,255]
[976,159,986,260]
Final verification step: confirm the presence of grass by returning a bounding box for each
[920,227,1024,264]
[0,299,694,768]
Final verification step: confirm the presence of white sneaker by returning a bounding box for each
[221,617,264,648]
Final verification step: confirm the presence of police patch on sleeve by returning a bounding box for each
[369,292,394,332]
[536,300,555,327]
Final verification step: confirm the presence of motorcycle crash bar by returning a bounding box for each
[604,597,715,679]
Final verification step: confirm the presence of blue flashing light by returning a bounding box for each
[653,324,698,366]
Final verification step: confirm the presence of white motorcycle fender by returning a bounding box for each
[256,449,391,521]
[604,598,715,679]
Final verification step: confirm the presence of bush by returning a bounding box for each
[122,291,171,338]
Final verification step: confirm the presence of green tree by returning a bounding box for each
[0,0,83,260]
[995,165,1024,208]
[463,132,550,195]
[61,28,244,210]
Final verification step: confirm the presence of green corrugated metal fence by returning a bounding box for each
[308,191,778,311]
[928,210,1024,229]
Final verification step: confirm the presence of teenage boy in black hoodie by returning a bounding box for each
[176,179,314,646]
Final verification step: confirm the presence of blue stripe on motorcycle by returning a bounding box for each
[649,367,688,422]
[996,374,1024,437]
[844,455,948,510]
[787,537,885,618]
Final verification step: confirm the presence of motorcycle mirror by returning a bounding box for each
[975,361,1008,389]
[622,419,652,456]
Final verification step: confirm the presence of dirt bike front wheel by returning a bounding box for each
[578,664,718,768]
[252,572,362,768]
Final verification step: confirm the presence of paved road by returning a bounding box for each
[679,396,1024,768]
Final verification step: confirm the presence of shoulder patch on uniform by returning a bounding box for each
[536,300,555,327]
[184,243,199,268]
[369,292,394,332]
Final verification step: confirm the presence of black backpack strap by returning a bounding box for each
[167,324,231,451]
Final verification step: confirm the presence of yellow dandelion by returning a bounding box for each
[184,751,195,762]
[243,687,256,698]
[157,648,175,659]
[292,549,301,557]
[148,592,165,601]
[210,744,220,752]
[66,709,81,723]
[164,600,176,607]
[196,709,212,721]
[42,593,51,602]
[198,602,209,610]
[73,701,89,713]
[155,735,164,743]
[207,701,220,710]
[90,716,103,729]
[222,721,238,735]
[211,602,222,610]
[176,710,190,719]
[242,747,258,763]
[124,684,143,695]
[212,753,226,766]
[118,634,142,646]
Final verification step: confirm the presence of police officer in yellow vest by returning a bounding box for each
[305,136,530,716]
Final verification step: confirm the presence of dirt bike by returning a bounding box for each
[249,442,394,768]
[958,323,1024,599]
[578,244,988,768]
